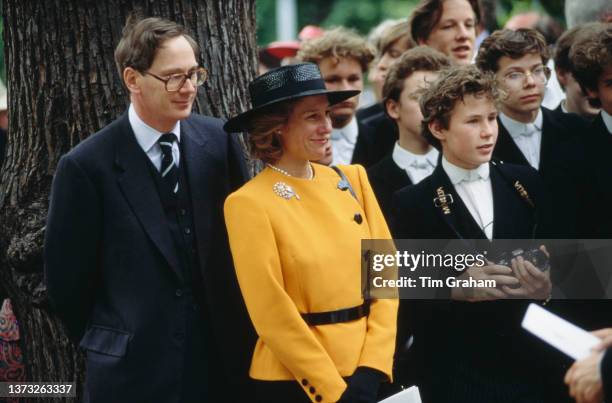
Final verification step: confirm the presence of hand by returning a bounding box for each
[450,263,518,302]
[564,351,604,403]
[592,328,612,352]
[502,254,551,300]
[337,367,384,403]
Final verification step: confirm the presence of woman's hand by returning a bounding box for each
[337,367,384,403]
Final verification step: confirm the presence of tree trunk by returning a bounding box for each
[0,1,256,400]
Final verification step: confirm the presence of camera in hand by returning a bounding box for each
[495,248,549,272]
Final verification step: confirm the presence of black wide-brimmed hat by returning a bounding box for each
[224,63,360,132]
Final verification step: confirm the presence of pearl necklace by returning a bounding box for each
[267,162,314,180]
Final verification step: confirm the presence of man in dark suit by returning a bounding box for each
[44,17,254,403]
[367,46,450,220]
[391,65,554,402]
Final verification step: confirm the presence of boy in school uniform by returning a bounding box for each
[476,29,587,182]
[367,46,450,221]
[353,21,416,168]
[391,65,555,403]
[571,23,612,238]
[476,28,589,239]
[553,24,600,121]
[297,27,375,165]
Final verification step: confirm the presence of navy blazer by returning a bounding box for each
[351,113,397,168]
[604,349,612,401]
[367,155,412,224]
[44,112,255,403]
[390,162,559,403]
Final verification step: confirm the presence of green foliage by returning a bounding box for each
[256,0,568,47]
[256,0,418,46]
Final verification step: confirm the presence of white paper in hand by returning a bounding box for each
[378,386,422,403]
[522,303,600,360]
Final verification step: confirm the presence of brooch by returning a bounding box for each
[514,180,534,207]
[433,186,453,215]
[273,182,300,200]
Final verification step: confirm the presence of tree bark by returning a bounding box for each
[0,1,256,400]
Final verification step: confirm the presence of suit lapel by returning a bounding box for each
[427,165,486,240]
[381,156,412,188]
[490,166,517,238]
[494,118,530,166]
[181,118,214,281]
[539,108,560,173]
[114,113,183,281]
[490,164,536,238]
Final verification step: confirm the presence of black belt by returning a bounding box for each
[300,301,370,326]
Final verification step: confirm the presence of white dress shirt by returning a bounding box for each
[602,110,612,135]
[331,117,359,165]
[500,109,543,170]
[392,142,439,184]
[442,157,494,240]
[128,104,181,171]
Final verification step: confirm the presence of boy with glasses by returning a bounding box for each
[476,28,588,238]
[476,29,586,179]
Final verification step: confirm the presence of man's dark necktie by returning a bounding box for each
[158,133,179,195]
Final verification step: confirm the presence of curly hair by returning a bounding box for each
[297,27,375,72]
[420,65,500,149]
[382,46,451,105]
[244,101,297,164]
[570,23,612,108]
[409,0,480,44]
[475,28,550,73]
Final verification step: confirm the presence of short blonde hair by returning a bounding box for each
[297,27,375,72]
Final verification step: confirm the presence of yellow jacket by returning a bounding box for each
[224,163,398,403]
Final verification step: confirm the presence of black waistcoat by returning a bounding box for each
[146,149,212,403]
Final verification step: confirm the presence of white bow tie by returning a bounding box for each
[520,124,539,137]
[458,170,487,184]
[408,158,430,170]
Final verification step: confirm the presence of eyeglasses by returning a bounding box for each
[502,66,551,87]
[144,67,208,92]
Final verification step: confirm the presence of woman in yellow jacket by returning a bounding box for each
[223,63,398,403]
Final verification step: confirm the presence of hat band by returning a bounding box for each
[252,79,327,108]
